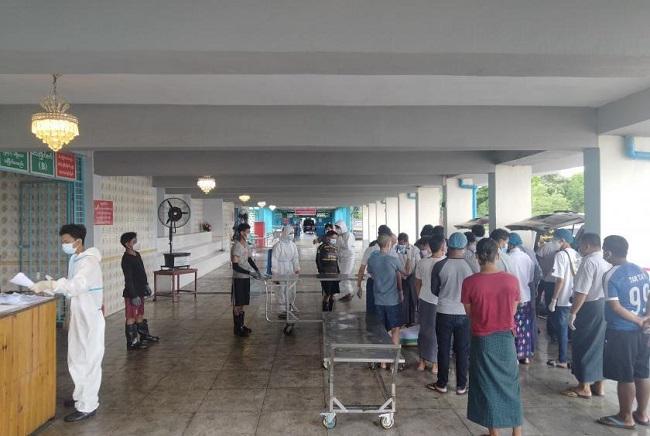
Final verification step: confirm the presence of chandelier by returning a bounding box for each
[31,74,79,152]
[257,201,266,208]
[238,194,251,203]
[196,176,216,194]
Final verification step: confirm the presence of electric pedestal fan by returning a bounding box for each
[157,197,192,269]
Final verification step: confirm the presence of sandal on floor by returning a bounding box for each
[561,389,591,399]
[426,383,447,393]
[597,415,635,430]
[546,359,568,368]
[633,412,650,426]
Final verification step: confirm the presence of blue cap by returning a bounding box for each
[508,233,523,246]
[448,232,468,249]
[553,228,574,244]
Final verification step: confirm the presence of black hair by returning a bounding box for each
[326,230,338,237]
[432,226,445,237]
[428,234,446,254]
[398,232,408,242]
[464,231,476,244]
[233,223,251,241]
[420,224,435,238]
[414,238,428,249]
[603,235,628,258]
[325,223,333,229]
[378,225,392,236]
[476,238,499,265]
[59,224,86,244]
[489,228,510,242]
[579,232,601,249]
[120,232,137,247]
[471,224,485,238]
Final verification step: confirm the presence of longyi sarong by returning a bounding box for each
[514,302,535,359]
[417,299,438,363]
[468,331,523,429]
[400,273,418,326]
[572,298,606,383]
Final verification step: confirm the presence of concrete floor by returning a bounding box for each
[35,237,649,436]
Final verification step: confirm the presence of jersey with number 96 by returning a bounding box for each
[604,262,650,331]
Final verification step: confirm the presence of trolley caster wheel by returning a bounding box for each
[283,324,294,335]
[380,414,394,429]
[322,415,336,429]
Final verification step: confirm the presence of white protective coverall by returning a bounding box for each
[271,226,301,309]
[53,247,105,413]
[335,220,356,297]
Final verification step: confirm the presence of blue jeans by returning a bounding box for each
[552,306,570,363]
[436,313,470,389]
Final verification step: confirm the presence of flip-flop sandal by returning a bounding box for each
[426,383,447,393]
[633,412,650,426]
[562,389,591,399]
[597,415,636,430]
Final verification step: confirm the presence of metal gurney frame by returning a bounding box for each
[263,273,358,335]
[320,312,404,430]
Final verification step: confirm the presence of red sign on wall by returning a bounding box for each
[55,152,77,180]
[94,200,114,225]
[294,208,317,216]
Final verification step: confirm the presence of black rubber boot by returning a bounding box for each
[241,312,252,334]
[322,301,328,312]
[126,324,147,350]
[233,312,249,337]
[328,299,335,312]
[137,319,160,343]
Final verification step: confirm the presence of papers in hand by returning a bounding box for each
[10,272,35,288]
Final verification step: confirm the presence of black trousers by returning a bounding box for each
[436,313,470,389]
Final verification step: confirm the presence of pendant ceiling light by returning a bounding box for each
[196,176,216,194]
[238,194,251,203]
[31,74,79,152]
[269,205,276,211]
[257,201,266,208]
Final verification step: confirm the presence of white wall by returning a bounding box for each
[376,201,386,228]
[385,197,399,235]
[586,135,650,268]
[488,165,532,231]
[416,186,441,234]
[444,178,473,236]
[368,202,377,238]
[398,193,416,242]
[362,204,370,241]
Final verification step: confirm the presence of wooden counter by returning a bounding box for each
[0,298,57,436]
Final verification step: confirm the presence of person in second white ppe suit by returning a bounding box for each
[335,220,356,301]
[271,225,301,318]
[31,224,105,423]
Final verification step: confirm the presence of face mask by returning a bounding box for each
[420,250,430,258]
[62,241,77,255]
[329,239,337,245]
[500,246,508,255]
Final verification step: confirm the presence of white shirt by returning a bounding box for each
[551,247,580,307]
[415,256,443,305]
[508,247,535,303]
[396,243,419,275]
[537,240,561,282]
[573,250,610,302]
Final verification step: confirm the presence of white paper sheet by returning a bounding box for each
[9,272,34,288]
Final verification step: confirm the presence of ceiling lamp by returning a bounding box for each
[238,194,251,203]
[269,205,276,211]
[257,201,266,208]
[31,74,79,152]
[196,176,216,194]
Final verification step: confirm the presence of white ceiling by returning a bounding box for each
[2,74,650,107]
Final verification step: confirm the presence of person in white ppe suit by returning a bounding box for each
[335,220,356,301]
[31,224,105,423]
[271,225,301,318]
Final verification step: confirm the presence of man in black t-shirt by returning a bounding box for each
[121,232,160,350]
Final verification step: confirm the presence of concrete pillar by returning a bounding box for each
[585,135,650,267]
[385,197,399,235]
[376,200,386,228]
[416,186,441,236]
[444,178,474,237]
[398,193,417,242]
[488,165,532,232]
[204,198,224,243]
[362,204,370,241]
[368,202,377,238]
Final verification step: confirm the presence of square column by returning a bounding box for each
[368,202,377,238]
[398,193,417,242]
[488,165,532,231]
[362,204,370,241]
[376,200,386,228]
[385,197,399,235]
[585,135,650,267]
[416,186,441,236]
[444,178,474,237]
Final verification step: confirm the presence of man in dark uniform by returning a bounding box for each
[231,223,262,336]
[316,230,340,311]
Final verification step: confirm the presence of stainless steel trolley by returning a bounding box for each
[321,312,404,430]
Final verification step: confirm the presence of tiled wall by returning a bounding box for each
[189,197,204,234]
[97,176,157,315]
[0,172,25,291]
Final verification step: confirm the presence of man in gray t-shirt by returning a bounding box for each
[428,232,474,394]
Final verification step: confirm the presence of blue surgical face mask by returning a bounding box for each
[500,246,508,255]
[62,241,77,255]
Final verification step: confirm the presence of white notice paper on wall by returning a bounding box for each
[9,272,35,288]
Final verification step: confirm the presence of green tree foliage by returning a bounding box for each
[474,172,584,218]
